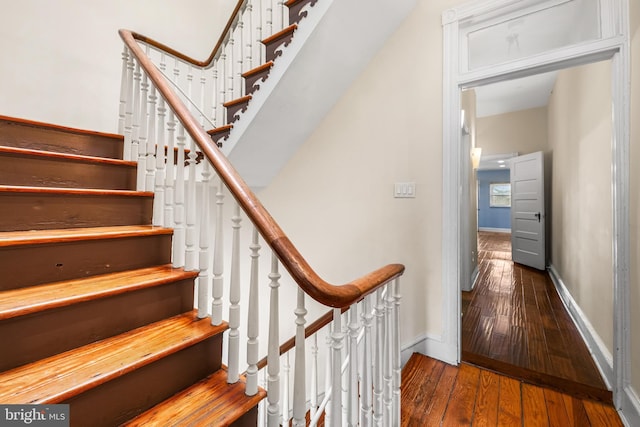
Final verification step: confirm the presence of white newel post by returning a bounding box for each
[267,253,281,427]
[292,288,307,426]
[246,228,261,396]
[228,203,242,383]
[331,308,344,427]
[211,176,225,325]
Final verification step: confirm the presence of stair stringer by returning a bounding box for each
[222,0,418,188]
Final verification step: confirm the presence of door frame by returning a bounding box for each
[441,0,630,410]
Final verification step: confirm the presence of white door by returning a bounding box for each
[510,151,545,270]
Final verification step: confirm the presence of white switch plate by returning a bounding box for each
[394,182,416,198]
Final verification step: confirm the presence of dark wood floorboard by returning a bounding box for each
[401,353,623,427]
[461,232,610,403]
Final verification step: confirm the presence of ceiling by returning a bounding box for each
[474,70,558,118]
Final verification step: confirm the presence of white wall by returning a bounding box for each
[476,107,548,156]
[258,0,463,353]
[0,0,234,133]
[547,60,613,355]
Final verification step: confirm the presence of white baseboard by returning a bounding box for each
[401,333,457,367]
[547,264,614,389]
[478,227,511,233]
[620,385,640,427]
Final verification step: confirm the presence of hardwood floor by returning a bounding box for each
[401,353,623,426]
[462,232,610,402]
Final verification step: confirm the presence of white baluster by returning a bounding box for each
[123,52,134,161]
[373,289,384,427]
[237,19,245,95]
[246,228,261,396]
[245,4,254,71]
[211,68,219,126]
[211,176,225,325]
[310,334,319,420]
[228,203,242,383]
[130,61,141,173]
[267,253,281,427]
[137,68,149,191]
[392,279,402,426]
[331,308,344,427]
[164,109,175,227]
[184,142,198,269]
[259,368,268,427]
[383,285,393,426]
[118,47,129,135]
[153,89,166,227]
[227,36,235,101]
[282,353,291,426]
[256,0,264,64]
[324,325,333,427]
[145,84,157,194]
[266,0,273,36]
[219,52,227,121]
[173,125,186,268]
[292,288,307,426]
[360,295,374,426]
[347,304,359,427]
[200,68,207,126]
[197,162,211,318]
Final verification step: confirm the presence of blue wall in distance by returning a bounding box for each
[477,169,511,230]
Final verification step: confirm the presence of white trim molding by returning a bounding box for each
[401,333,457,367]
[547,265,614,389]
[620,385,640,427]
[478,227,510,233]
[441,0,630,410]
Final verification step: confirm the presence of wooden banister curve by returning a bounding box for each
[119,29,405,309]
[129,0,247,68]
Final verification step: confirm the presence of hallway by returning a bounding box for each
[461,232,610,402]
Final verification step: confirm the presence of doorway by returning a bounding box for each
[442,0,630,407]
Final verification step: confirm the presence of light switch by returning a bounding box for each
[394,182,416,198]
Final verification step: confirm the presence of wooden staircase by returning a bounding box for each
[0,116,265,426]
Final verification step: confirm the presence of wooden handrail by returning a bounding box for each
[119,29,405,308]
[129,0,247,68]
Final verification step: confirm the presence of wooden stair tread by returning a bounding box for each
[0,185,151,197]
[0,225,172,247]
[0,145,136,166]
[0,311,228,404]
[242,61,275,79]
[223,95,252,108]
[124,368,266,427]
[262,24,298,45]
[0,115,123,140]
[0,265,198,320]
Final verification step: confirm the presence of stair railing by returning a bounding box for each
[118,1,404,425]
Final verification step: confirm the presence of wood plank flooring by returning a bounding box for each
[462,232,610,402]
[401,353,623,426]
